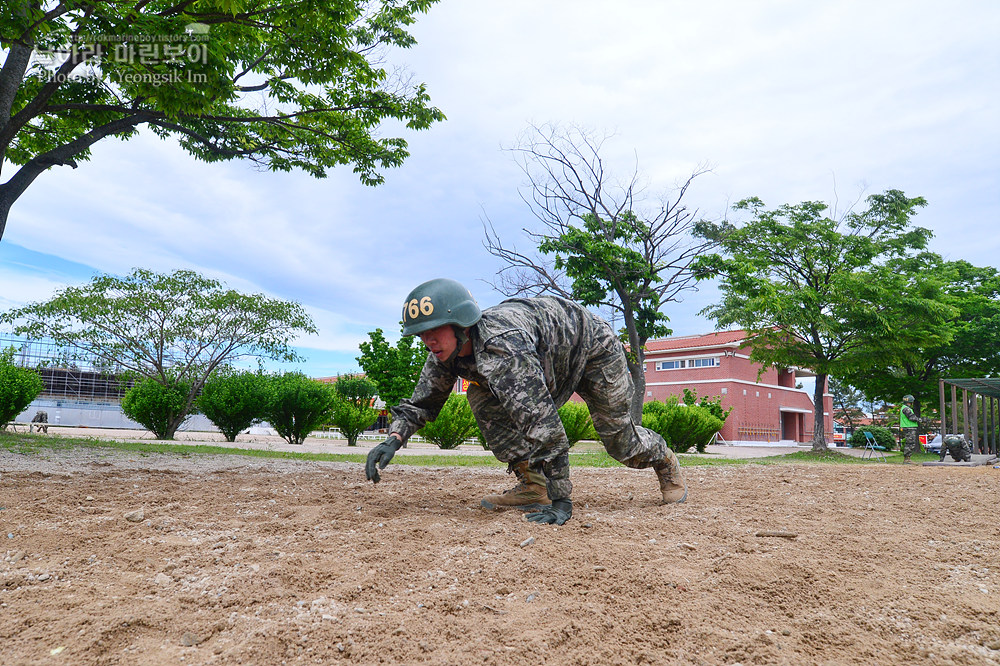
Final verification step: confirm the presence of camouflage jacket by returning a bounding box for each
[389,297,605,452]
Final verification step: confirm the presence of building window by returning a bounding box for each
[655,357,718,371]
[721,388,727,395]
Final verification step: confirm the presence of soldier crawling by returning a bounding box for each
[939,434,972,463]
[364,278,687,526]
[30,410,48,434]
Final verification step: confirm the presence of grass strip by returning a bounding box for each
[1,430,939,468]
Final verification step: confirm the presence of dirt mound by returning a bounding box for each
[2,450,999,665]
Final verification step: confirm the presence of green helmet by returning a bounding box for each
[903,394,914,403]
[401,278,481,336]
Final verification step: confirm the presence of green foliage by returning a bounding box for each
[329,374,378,446]
[417,393,477,450]
[121,377,191,439]
[641,397,724,454]
[1,268,315,439]
[839,259,1000,415]
[681,388,733,422]
[0,347,44,426]
[356,328,426,409]
[0,0,445,241]
[196,370,271,442]
[848,425,895,451]
[263,372,338,446]
[558,401,598,445]
[693,190,955,448]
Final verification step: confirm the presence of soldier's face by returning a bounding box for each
[419,324,457,361]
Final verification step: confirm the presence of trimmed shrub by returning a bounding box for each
[329,375,378,446]
[418,393,478,450]
[848,425,895,451]
[682,388,733,422]
[558,401,598,445]
[197,370,271,442]
[0,347,44,427]
[263,372,337,446]
[121,377,191,440]
[641,397,723,454]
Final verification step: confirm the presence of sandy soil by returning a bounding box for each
[2,446,999,666]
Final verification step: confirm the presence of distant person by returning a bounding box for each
[939,434,972,463]
[899,395,931,463]
[364,278,687,525]
[30,410,48,434]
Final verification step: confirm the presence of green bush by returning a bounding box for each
[197,370,271,442]
[418,393,478,450]
[558,401,597,445]
[641,397,723,454]
[263,372,337,446]
[121,377,191,440]
[848,425,895,450]
[329,374,379,446]
[0,347,45,427]
[682,388,733,422]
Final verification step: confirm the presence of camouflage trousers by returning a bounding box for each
[902,428,919,458]
[942,434,973,462]
[466,322,669,501]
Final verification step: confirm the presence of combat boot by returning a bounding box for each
[481,461,551,512]
[654,449,687,504]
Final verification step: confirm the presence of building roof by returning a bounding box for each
[943,378,1000,400]
[645,330,748,352]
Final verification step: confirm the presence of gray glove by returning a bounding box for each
[365,435,402,483]
[526,499,572,525]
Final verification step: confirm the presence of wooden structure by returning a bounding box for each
[939,379,1000,456]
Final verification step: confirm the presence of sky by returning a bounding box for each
[1,0,998,378]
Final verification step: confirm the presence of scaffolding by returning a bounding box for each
[1,335,132,402]
[939,378,1000,457]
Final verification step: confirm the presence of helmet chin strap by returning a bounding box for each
[446,325,470,363]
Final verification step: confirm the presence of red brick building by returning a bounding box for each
[642,330,833,445]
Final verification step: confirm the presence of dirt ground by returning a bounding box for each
[2,446,1000,666]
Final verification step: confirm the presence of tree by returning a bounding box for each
[263,371,336,446]
[839,258,1000,418]
[356,327,425,409]
[828,377,866,434]
[0,0,445,242]
[417,392,476,449]
[0,345,43,427]
[121,376,191,439]
[197,369,270,442]
[1,268,315,439]
[694,190,955,450]
[483,124,714,421]
[328,374,378,446]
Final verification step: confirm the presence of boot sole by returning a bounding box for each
[480,499,551,512]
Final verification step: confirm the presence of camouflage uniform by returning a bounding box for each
[30,410,48,434]
[899,403,925,459]
[940,434,972,463]
[389,296,670,501]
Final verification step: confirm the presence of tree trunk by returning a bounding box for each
[812,373,829,451]
[629,348,646,425]
[0,198,10,243]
